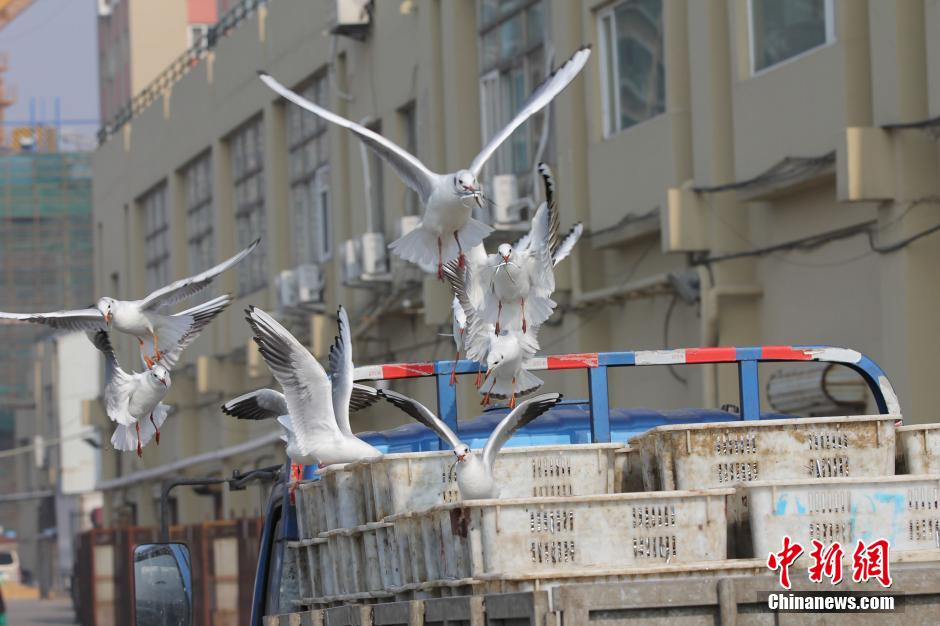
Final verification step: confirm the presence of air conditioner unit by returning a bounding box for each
[276,268,299,310]
[296,264,325,304]
[331,0,371,40]
[97,0,112,17]
[342,239,362,284]
[361,232,388,276]
[490,174,521,224]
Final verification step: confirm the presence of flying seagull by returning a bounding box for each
[221,383,383,464]
[0,239,258,366]
[90,294,232,456]
[258,46,591,278]
[378,389,563,499]
[245,305,383,466]
[445,263,543,407]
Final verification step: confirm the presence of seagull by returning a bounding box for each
[220,384,383,465]
[378,389,563,499]
[90,295,232,456]
[258,46,591,278]
[511,163,584,268]
[245,305,383,467]
[444,263,543,407]
[0,239,259,366]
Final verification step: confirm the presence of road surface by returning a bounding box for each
[5,597,76,625]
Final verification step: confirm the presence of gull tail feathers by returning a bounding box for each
[110,421,139,452]
[388,223,441,268]
[484,369,544,400]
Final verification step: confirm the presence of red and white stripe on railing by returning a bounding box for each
[352,346,867,381]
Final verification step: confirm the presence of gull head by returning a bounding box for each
[453,443,471,462]
[497,243,512,264]
[150,364,171,389]
[487,350,505,371]
[96,297,115,325]
[453,169,482,208]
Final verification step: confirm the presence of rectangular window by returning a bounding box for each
[398,102,419,216]
[183,151,214,276]
[140,182,170,293]
[230,117,267,294]
[477,0,549,199]
[749,0,834,74]
[598,0,666,138]
[287,74,332,264]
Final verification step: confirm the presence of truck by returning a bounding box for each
[129,345,940,626]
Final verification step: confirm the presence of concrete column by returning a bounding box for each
[840,0,873,127]
[263,100,290,275]
[211,138,235,353]
[439,0,480,172]
[665,0,693,184]
[168,170,188,279]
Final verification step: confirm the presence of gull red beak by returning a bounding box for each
[103,311,112,324]
[501,254,510,263]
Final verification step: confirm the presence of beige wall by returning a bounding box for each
[93,0,940,525]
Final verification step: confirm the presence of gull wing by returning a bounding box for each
[469,47,591,177]
[451,296,467,352]
[328,306,355,436]
[377,388,463,450]
[89,330,139,426]
[221,388,288,420]
[139,241,258,311]
[245,306,341,458]
[522,202,556,299]
[552,223,583,267]
[259,72,438,203]
[536,163,561,257]
[155,294,233,369]
[350,383,381,412]
[482,393,563,470]
[0,308,106,332]
[443,262,492,363]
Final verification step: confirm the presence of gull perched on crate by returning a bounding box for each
[258,46,591,279]
[221,384,382,465]
[444,264,542,407]
[0,239,259,367]
[245,305,383,467]
[378,389,563,499]
[89,295,233,457]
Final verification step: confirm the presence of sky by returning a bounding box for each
[0,0,99,148]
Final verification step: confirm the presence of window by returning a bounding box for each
[141,182,170,293]
[478,0,549,197]
[183,152,214,276]
[749,0,834,73]
[230,117,267,294]
[188,24,210,49]
[598,0,665,137]
[398,102,419,216]
[287,74,332,264]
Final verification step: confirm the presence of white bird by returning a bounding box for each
[258,46,591,278]
[377,389,563,499]
[90,295,233,456]
[245,305,383,467]
[445,264,543,407]
[220,384,383,465]
[511,163,584,268]
[0,239,259,366]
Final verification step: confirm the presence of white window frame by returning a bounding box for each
[596,0,667,139]
[747,0,835,77]
[313,167,332,262]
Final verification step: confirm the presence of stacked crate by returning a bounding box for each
[288,416,940,607]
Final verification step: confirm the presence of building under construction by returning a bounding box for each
[0,151,94,538]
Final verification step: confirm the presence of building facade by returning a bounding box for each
[92,0,940,526]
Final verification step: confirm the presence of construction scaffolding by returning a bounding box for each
[0,152,93,407]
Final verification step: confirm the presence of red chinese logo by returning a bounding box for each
[766,535,804,589]
[808,539,844,585]
[851,539,892,588]
[766,537,892,588]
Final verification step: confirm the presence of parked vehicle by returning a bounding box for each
[131,346,940,625]
[0,543,19,585]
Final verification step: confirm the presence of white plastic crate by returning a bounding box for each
[387,490,732,582]
[745,475,940,557]
[364,443,627,522]
[630,415,896,491]
[294,480,327,540]
[897,423,940,473]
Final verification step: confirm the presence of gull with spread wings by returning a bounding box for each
[89,293,233,456]
[0,239,259,367]
[378,389,562,499]
[258,46,591,279]
[244,305,383,467]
